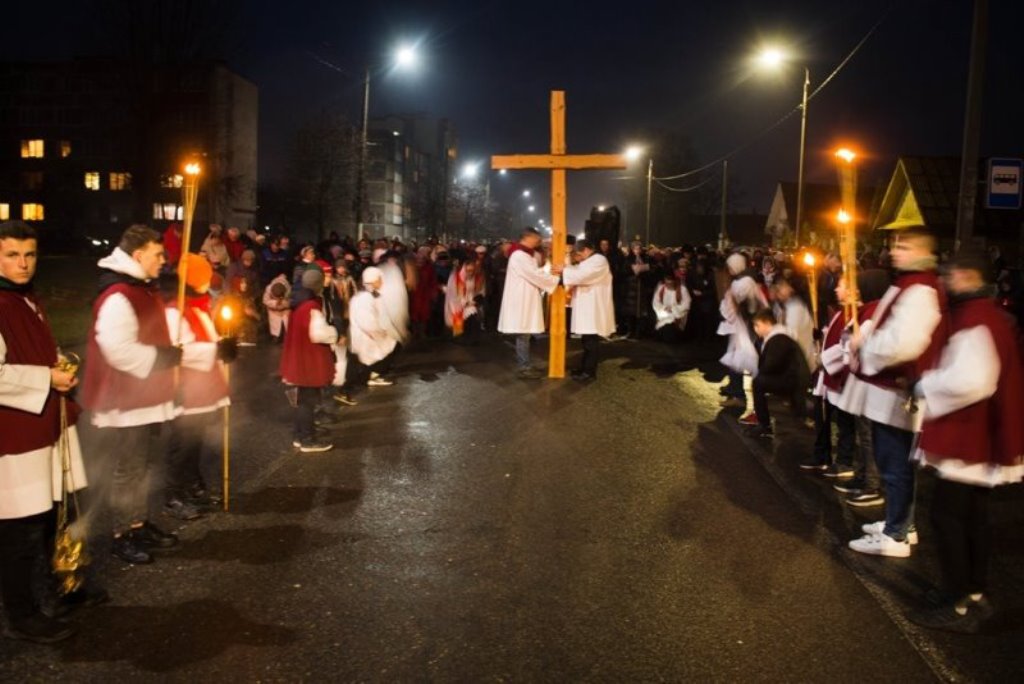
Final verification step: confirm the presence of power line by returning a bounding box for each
[654,173,718,193]
[654,4,896,182]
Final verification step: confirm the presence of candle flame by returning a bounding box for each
[220,306,233,322]
[185,162,201,176]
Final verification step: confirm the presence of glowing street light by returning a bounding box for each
[754,44,810,247]
[461,162,480,180]
[597,205,606,211]
[624,146,644,163]
[522,189,531,198]
[498,168,508,176]
[527,205,536,212]
[395,45,418,69]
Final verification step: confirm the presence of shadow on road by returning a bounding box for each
[58,599,296,672]
[172,524,355,564]
[231,486,362,516]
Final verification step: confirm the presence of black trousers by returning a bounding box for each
[0,510,50,621]
[812,398,856,467]
[294,387,321,441]
[579,334,600,376]
[167,412,217,498]
[931,476,992,598]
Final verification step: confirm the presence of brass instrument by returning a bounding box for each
[53,352,89,595]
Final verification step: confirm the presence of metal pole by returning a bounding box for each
[356,67,370,241]
[795,66,809,247]
[955,0,988,252]
[719,160,728,249]
[644,158,653,245]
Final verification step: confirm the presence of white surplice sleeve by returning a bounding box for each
[919,325,1000,419]
[0,332,51,414]
[94,293,158,379]
[861,284,941,376]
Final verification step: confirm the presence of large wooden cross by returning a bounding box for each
[492,91,627,379]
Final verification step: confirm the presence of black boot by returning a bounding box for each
[111,534,153,564]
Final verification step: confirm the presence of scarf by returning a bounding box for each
[0,275,32,294]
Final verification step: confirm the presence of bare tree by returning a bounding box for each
[286,111,358,241]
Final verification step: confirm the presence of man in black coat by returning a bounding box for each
[749,308,811,441]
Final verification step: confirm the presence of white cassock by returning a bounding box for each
[780,297,816,371]
[349,291,397,366]
[0,325,87,520]
[718,275,766,375]
[859,283,942,432]
[563,253,615,337]
[378,261,410,345]
[497,250,559,335]
[262,274,291,337]
[652,283,691,331]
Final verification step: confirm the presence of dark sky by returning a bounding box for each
[4,0,1022,232]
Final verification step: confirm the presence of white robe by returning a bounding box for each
[718,275,765,375]
[652,284,691,331]
[498,250,560,335]
[379,261,410,344]
[780,297,816,372]
[858,283,942,431]
[914,325,1024,486]
[262,274,291,337]
[444,267,484,329]
[0,311,87,520]
[563,253,615,337]
[349,291,396,365]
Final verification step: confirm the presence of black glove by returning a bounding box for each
[216,337,239,363]
[812,328,824,343]
[153,345,183,370]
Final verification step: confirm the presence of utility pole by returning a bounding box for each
[356,67,370,241]
[644,158,653,245]
[794,67,810,247]
[719,160,728,250]
[955,0,989,252]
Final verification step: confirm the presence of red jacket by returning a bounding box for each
[279,299,334,387]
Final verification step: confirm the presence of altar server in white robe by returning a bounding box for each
[560,239,614,381]
[498,227,559,379]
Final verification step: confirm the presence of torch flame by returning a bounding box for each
[220,305,233,322]
[185,162,201,176]
[835,148,856,163]
[803,252,816,267]
[837,208,852,224]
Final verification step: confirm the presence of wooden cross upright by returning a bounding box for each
[492,91,627,378]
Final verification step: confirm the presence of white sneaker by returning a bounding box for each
[849,532,911,558]
[367,377,393,387]
[861,521,919,545]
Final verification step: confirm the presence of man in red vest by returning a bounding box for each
[0,221,91,643]
[280,266,337,452]
[908,250,1024,633]
[82,225,217,565]
[849,227,947,558]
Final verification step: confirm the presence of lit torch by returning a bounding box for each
[803,251,818,328]
[217,300,233,512]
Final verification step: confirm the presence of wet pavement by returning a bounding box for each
[2,333,1022,681]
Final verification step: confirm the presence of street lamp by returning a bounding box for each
[461,162,481,180]
[756,46,810,247]
[527,205,536,212]
[522,189,531,198]
[356,44,419,240]
[624,145,652,244]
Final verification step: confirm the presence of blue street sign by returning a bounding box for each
[987,158,1022,209]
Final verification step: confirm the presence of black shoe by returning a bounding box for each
[571,371,595,382]
[516,367,544,380]
[743,424,773,439]
[846,489,885,507]
[824,463,855,479]
[297,438,334,453]
[132,522,178,549]
[163,497,202,521]
[908,602,981,634]
[798,460,829,472]
[111,535,154,564]
[46,586,111,618]
[6,613,76,644]
[833,477,866,494]
[333,392,358,406]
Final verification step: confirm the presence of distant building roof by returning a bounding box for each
[766,181,880,243]
[873,156,1024,242]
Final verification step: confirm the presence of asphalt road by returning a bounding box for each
[2,333,1022,681]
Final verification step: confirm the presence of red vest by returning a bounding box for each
[0,290,81,454]
[82,282,175,412]
[279,299,334,387]
[919,297,1024,466]
[175,299,229,411]
[821,310,847,392]
[863,271,949,390]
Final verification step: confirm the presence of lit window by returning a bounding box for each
[60,140,72,158]
[160,174,184,188]
[152,203,183,220]
[109,172,132,190]
[0,204,9,221]
[22,204,45,221]
[84,172,101,190]
[20,139,44,158]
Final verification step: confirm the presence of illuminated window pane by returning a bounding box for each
[160,174,184,189]
[60,140,72,158]
[175,205,183,220]
[109,172,132,190]
[152,203,163,220]
[0,204,9,221]
[84,172,100,190]
[22,203,45,221]
[20,139,44,158]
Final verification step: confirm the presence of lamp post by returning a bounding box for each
[756,48,810,247]
[355,45,418,241]
[623,146,647,242]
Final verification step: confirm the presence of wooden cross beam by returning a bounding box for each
[492,91,627,379]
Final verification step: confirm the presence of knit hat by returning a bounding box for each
[183,253,213,293]
[301,267,325,294]
[361,266,383,286]
[726,253,747,276]
[372,248,387,264]
[315,259,332,272]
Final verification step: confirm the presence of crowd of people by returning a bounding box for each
[1,216,1022,644]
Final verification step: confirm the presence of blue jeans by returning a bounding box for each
[725,371,745,399]
[515,334,532,370]
[872,421,916,541]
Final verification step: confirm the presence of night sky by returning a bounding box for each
[4,0,1022,233]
